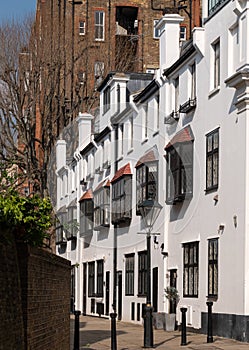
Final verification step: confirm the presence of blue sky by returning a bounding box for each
[0,0,36,24]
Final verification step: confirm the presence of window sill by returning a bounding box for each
[137,294,147,298]
[117,155,124,162]
[127,148,134,155]
[153,130,159,137]
[205,186,218,194]
[141,138,148,145]
[208,86,220,99]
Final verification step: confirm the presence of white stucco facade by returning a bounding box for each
[55,0,249,341]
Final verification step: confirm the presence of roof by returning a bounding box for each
[133,79,160,104]
[135,146,159,168]
[165,125,194,150]
[79,189,93,202]
[111,163,132,183]
[94,126,111,143]
[163,41,196,78]
[94,179,110,192]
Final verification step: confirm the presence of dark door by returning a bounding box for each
[152,267,158,312]
[169,269,177,314]
[105,271,110,315]
[71,267,75,313]
[117,271,122,320]
[83,263,87,315]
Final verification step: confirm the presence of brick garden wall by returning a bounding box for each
[0,234,25,350]
[0,233,71,350]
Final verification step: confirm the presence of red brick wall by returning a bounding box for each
[17,244,71,350]
[0,234,71,350]
[0,233,25,350]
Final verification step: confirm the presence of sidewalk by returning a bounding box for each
[70,315,249,350]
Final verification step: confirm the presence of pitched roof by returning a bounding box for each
[94,178,110,192]
[111,163,132,183]
[79,188,93,202]
[165,125,194,150]
[135,146,159,168]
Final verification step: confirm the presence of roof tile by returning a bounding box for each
[79,188,93,202]
[165,125,194,149]
[111,163,132,183]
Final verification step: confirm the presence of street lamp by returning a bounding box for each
[138,198,162,348]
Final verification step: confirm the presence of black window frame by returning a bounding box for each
[94,186,110,229]
[183,242,199,298]
[88,261,95,297]
[111,175,132,224]
[136,161,158,215]
[125,254,135,296]
[103,86,110,114]
[166,142,193,204]
[206,128,219,192]
[138,251,147,296]
[96,259,104,297]
[208,238,218,298]
[80,199,94,236]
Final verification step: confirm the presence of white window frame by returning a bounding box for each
[95,11,105,41]
[153,19,160,39]
[180,26,187,41]
[79,20,86,35]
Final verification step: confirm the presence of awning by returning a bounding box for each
[94,178,110,192]
[135,145,159,168]
[111,163,132,183]
[79,188,93,202]
[165,125,194,150]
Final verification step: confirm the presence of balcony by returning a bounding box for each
[179,98,196,114]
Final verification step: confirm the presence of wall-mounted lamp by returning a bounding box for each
[233,215,237,228]
[213,194,218,205]
[218,224,225,235]
[160,243,168,257]
[154,236,159,249]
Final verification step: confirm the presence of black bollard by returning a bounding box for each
[110,312,117,350]
[143,305,154,348]
[180,307,187,346]
[206,301,213,343]
[73,310,81,350]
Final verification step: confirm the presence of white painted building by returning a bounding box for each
[55,0,249,341]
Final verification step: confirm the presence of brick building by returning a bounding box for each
[35,0,201,127]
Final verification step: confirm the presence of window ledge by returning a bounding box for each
[141,137,148,145]
[127,148,134,155]
[153,130,159,137]
[208,86,220,99]
[117,155,124,162]
[205,186,218,194]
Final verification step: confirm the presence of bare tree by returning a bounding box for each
[0,15,78,197]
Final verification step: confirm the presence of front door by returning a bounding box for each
[169,269,177,314]
[117,271,122,320]
[105,271,110,315]
[152,267,158,312]
[83,263,87,315]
